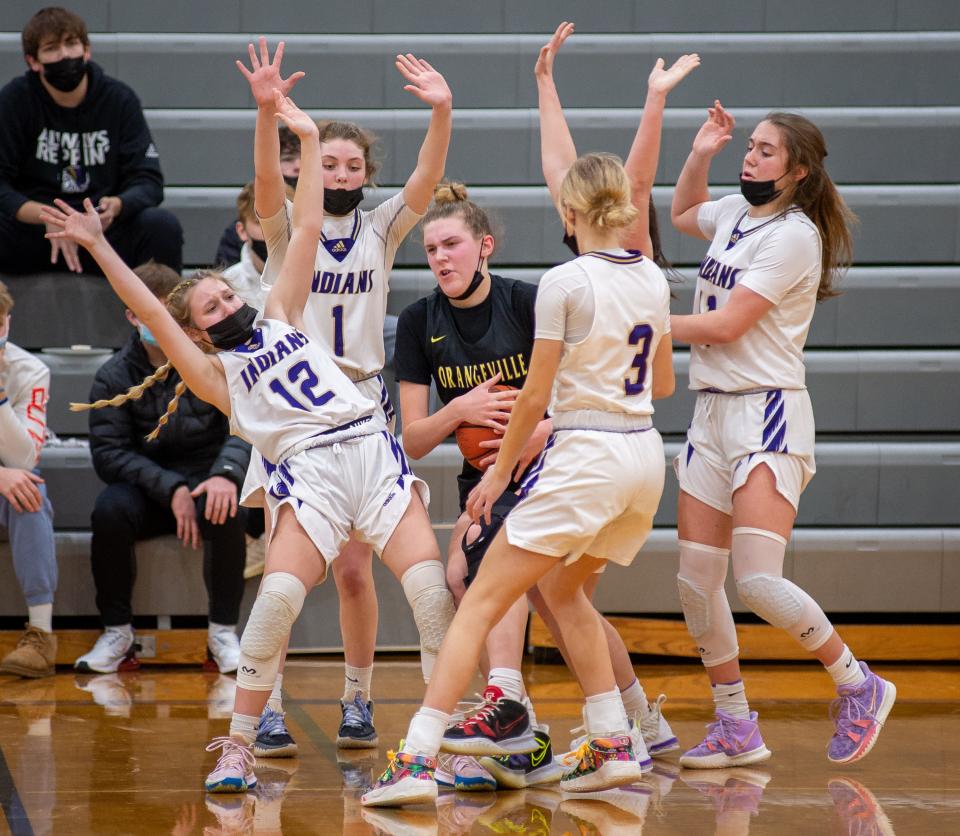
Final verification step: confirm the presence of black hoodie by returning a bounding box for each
[0,61,163,220]
[88,334,251,505]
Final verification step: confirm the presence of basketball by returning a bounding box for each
[455,385,515,469]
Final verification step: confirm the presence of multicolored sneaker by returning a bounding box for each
[639,694,680,756]
[362,748,438,807]
[480,728,565,789]
[254,705,299,758]
[204,736,257,793]
[338,691,378,749]
[679,710,772,769]
[827,663,896,765]
[560,735,643,793]
[441,685,537,756]
[681,767,772,814]
[828,777,895,836]
[561,716,652,775]
[435,754,497,792]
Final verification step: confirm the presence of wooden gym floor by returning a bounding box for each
[1,659,959,834]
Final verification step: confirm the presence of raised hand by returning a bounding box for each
[535,20,575,81]
[273,89,318,140]
[395,54,451,109]
[648,53,701,96]
[40,198,105,252]
[236,37,306,109]
[692,100,736,159]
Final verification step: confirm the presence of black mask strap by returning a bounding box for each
[450,250,487,301]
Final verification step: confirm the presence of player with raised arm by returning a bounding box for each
[235,38,453,753]
[363,150,674,806]
[669,101,895,768]
[41,90,454,794]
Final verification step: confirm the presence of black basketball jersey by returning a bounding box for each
[425,274,535,406]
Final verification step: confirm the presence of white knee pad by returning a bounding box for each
[677,540,739,667]
[237,572,307,691]
[732,528,833,651]
[401,559,456,683]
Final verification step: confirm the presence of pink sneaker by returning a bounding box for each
[204,737,257,793]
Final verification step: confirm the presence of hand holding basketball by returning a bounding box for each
[454,372,518,430]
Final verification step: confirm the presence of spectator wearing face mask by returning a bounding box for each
[214,127,301,267]
[0,6,183,276]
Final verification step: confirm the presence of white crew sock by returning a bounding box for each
[712,680,750,719]
[343,664,373,702]
[620,678,650,719]
[584,688,629,737]
[825,644,867,689]
[487,667,524,702]
[228,711,259,744]
[402,706,450,758]
[28,603,53,634]
[208,620,236,637]
[267,673,284,713]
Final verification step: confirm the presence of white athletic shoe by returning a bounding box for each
[207,629,241,674]
[638,694,680,757]
[74,628,138,674]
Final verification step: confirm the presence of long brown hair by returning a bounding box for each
[316,120,381,185]
[765,112,857,300]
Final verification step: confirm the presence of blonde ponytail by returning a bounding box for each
[560,153,639,231]
[145,379,188,442]
[70,361,173,413]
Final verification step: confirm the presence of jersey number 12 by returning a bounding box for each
[269,360,334,412]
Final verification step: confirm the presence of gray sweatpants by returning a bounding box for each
[0,480,57,607]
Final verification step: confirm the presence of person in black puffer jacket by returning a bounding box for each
[73,262,251,676]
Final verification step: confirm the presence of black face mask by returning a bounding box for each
[324,186,364,216]
[282,174,299,190]
[41,55,87,92]
[207,303,258,350]
[562,231,579,256]
[445,251,487,302]
[739,174,787,207]
[249,238,269,263]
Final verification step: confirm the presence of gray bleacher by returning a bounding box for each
[0,3,956,642]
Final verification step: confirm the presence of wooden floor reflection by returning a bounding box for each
[1,659,959,834]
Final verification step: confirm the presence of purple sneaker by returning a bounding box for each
[679,711,772,769]
[827,662,896,765]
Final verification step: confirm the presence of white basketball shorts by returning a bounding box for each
[674,388,816,514]
[241,374,395,508]
[261,429,427,563]
[505,426,665,567]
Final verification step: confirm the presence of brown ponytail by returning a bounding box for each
[765,112,857,300]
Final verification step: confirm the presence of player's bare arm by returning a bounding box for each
[237,37,305,218]
[535,21,577,215]
[40,198,229,412]
[397,54,452,214]
[672,100,735,239]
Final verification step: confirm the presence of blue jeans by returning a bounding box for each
[0,480,57,607]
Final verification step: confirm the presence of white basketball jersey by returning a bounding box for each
[260,192,420,378]
[546,251,671,417]
[218,319,377,465]
[689,194,822,392]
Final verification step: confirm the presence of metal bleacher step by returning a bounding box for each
[38,440,960,531]
[3,31,959,109]
[163,183,960,268]
[146,106,960,188]
[3,1,958,36]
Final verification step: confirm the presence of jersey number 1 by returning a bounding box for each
[269,360,334,411]
[332,305,345,357]
[624,323,653,395]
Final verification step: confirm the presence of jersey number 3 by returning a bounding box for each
[269,360,334,412]
[624,323,653,395]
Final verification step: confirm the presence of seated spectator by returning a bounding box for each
[0,279,57,678]
[73,262,250,674]
[214,125,300,266]
[0,6,183,275]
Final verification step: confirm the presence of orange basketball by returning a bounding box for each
[455,384,516,470]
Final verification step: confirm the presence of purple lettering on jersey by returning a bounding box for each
[341,272,355,293]
[698,256,741,290]
[309,268,375,295]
